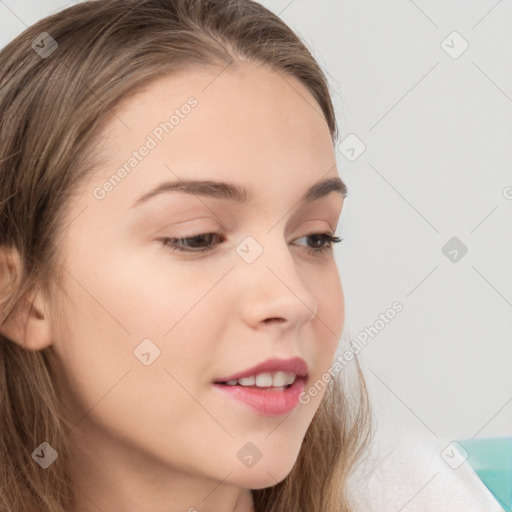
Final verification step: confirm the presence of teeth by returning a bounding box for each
[272,371,292,387]
[239,375,256,386]
[255,373,273,387]
[223,372,297,388]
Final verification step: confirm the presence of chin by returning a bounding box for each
[232,456,298,490]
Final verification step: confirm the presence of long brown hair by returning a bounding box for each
[0,1,373,510]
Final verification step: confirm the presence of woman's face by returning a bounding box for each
[50,63,345,508]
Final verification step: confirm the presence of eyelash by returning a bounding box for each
[159,232,343,257]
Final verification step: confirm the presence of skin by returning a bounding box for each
[6,63,346,511]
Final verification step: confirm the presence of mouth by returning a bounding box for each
[213,356,309,384]
[212,373,307,417]
[213,370,299,390]
[211,357,309,416]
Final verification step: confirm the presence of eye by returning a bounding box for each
[158,232,343,257]
[160,233,223,253]
[293,232,343,256]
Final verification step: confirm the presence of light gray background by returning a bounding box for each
[1,0,511,443]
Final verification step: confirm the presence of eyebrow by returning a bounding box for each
[131,175,347,208]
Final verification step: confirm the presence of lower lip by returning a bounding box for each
[212,377,306,417]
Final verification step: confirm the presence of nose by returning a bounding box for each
[236,234,318,331]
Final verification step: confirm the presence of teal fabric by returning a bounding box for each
[456,437,512,512]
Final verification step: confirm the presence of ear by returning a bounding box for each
[0,247,53,351]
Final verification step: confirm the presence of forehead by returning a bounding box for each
[83,63,338,213]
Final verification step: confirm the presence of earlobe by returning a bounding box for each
[0,248,53,351]
[6,293,53,351]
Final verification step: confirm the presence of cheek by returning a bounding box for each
[55,246,231,379]
[122,258,231,345]
[306,263,344,396]
[290,268,343,410]
[50,256,232,457]
[65,239,228,339]
[313,262,345,351]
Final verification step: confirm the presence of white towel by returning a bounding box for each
[346,424,504,512]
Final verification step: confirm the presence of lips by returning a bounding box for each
[212,375,307,417]
[213,356,309,384]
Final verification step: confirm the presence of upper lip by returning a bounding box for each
[213,357,309,383]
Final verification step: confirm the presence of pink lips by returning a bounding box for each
[212,377,306,417]
[212,356,309,417]
[213,356,308,384]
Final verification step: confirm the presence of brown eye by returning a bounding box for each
[160,233,224,253]
[159,232,342,257]
[293,233,343,257]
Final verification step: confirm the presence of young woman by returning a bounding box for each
[0,1,372,510]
